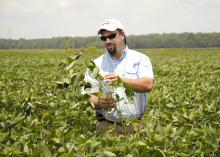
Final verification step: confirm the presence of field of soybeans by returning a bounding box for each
[0,48,220,156]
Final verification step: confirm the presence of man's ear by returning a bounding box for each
[120,31,125,39]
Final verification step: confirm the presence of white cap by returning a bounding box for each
[98,18,124,34]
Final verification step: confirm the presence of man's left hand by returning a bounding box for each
[104,73,119,84]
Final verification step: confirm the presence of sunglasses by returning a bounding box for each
[100,32,118,41]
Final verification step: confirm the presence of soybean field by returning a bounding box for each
[0,48,220,156]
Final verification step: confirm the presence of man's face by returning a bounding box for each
[100,30,124,56]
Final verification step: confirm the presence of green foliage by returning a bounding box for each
[0,48,220,156]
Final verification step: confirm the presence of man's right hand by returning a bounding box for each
[89,94,116,109]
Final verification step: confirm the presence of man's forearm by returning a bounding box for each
[89,94,116,109]
[121,77,154,93]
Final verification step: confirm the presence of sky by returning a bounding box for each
[0,0,220,39]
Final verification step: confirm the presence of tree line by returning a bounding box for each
[0,32,220,49]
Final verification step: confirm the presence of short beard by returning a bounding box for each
[107,47,117,56]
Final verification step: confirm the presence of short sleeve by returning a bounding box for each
[137,55,154,79]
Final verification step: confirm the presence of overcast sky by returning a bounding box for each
[0,0,220,39]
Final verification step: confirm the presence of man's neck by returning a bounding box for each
[114,45,126,60]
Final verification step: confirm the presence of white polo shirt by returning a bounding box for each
[86,47,154,122]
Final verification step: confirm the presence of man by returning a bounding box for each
[88,18,154,134]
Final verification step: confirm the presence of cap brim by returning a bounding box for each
[98,25,118,34]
